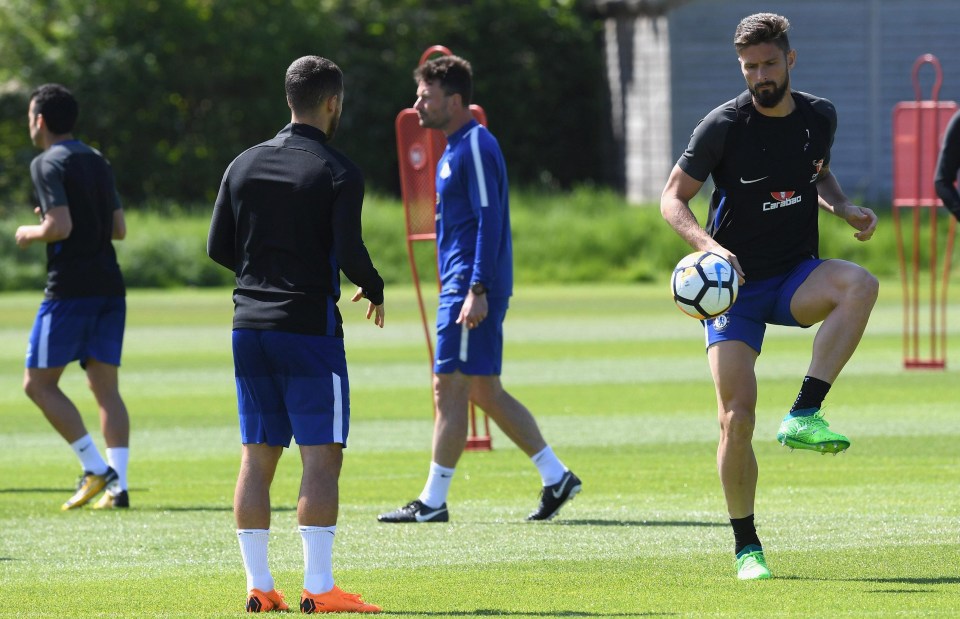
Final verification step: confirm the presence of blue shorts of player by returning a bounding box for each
[705,258,825,354]
[26,297,125,369]
[434,296,509,375]
[233,329,350,448]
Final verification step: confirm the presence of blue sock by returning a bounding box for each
[736,543,763,559]
[786,407,818,419]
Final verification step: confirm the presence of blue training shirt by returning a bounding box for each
[435,119,513,300]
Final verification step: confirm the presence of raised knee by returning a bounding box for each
[863,271,880,303]
[849,268,879,306]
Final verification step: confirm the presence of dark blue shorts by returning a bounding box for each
[434,296,509,375]
[26,296,125,369]
[233,329,350,447]
[705,258,825,354]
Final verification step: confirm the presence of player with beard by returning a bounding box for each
[660,13,879,580]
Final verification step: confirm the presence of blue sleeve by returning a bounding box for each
[465,127,504,289]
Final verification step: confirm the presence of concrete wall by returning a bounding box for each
[600,0,960,204]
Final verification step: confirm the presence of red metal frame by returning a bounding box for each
[891,54,957,369]
[396,46,492,450]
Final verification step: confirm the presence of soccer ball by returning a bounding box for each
[671,251,738,320]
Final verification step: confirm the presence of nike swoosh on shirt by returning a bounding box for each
[740,176,769,184]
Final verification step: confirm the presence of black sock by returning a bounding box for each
[730,514,761,556]
[790,376,831,413]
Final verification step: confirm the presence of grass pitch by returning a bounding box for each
[0,281,958,617]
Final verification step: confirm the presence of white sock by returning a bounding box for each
[300,525,336,594]
[418,462,455,508]
[69,434,109,475]
[237,529,273,592]
[531,445,566,486]
[105,447,129,491]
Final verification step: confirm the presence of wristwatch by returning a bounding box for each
[470,281,487,296]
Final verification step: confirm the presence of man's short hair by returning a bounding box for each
[285,56,343,115]
[734,13,791,55]
[413,55,473,105]
[30,84,78,134]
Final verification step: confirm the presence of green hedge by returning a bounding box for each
[0,189,931,294]
[0,1,606,211]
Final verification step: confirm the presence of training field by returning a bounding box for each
[0,281,958,617]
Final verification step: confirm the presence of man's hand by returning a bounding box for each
[14,225,34,249]
[456,290,488,329]
[351,287,384,328]
[843,205,878,242]
[703,244,746,284]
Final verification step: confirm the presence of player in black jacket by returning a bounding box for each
[208,56,382,614]
[660,13,879,581]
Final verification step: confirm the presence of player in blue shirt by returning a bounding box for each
[379,55,581,524]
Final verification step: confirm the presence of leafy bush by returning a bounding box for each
[0,189,924,294]
[0,0,606,212]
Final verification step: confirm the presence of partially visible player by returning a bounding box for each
[378,55,580,525]
[660,13,878,579]
[16,83,131,511]
[934,108,960,222]
[208,55,383,614]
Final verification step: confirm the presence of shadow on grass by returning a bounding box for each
[551,519,725,528]
[0,486,148,494]
[388,611,676,617]
[778,575,960,585]
[144,505,296,513]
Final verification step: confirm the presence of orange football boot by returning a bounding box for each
[299,586,381,614]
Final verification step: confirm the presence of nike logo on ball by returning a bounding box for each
[740,176,769,184]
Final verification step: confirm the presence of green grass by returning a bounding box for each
[1,281,959,617]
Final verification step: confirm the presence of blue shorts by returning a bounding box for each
[26,297,125,369]
[434,296,509,375]
[705,258,825,354]
[233,329,350,448]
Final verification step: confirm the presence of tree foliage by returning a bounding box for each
[0,0,606,212]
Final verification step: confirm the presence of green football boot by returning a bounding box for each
[776,409,850,454]
[735,546,772,580]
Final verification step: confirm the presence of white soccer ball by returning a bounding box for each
[671,251,738,320]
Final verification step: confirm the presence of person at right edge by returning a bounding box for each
[933,108,960,222]
[660,13,879,580]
